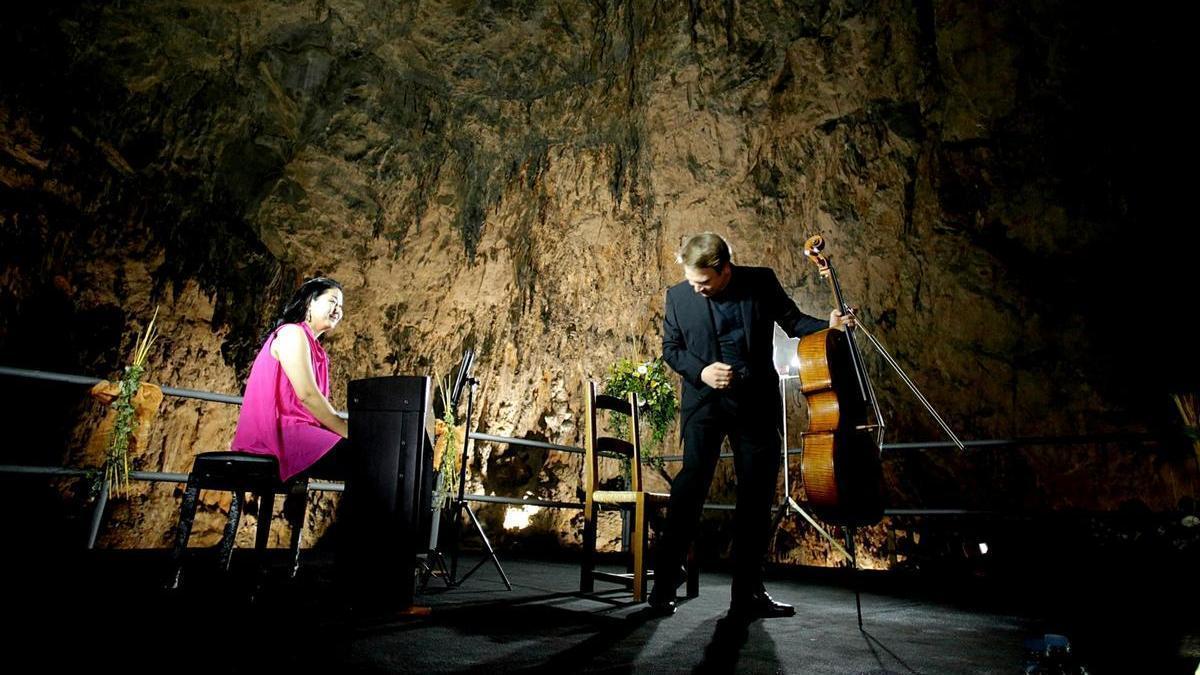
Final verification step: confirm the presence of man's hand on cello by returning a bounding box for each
[829,308,856,332]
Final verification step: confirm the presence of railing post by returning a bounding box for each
[87,477,110,549]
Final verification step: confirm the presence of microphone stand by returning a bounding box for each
[446,376,512,590]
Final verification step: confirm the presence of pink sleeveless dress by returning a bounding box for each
[231,322,341,481]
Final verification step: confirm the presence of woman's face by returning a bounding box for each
[307,288,344,334]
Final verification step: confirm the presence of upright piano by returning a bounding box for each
[341,375,434,611]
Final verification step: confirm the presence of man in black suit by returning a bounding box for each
[649,232,851,617]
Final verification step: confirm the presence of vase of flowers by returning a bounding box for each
[602,357,678,471]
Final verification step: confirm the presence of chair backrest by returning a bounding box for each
[583,381,644,507]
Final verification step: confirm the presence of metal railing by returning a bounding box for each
[2,365,1157,550]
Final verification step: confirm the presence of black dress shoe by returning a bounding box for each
[647,586,677,616]
[729,590,795,618]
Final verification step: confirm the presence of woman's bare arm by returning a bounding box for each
[271,325,349,438]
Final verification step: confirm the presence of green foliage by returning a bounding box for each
[105,364,144,497]
[602,358,677,463]
[104,308,158,498]
[436,373,460,505]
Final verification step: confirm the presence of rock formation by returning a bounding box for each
[2,1,1195,569]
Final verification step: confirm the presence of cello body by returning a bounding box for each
[796,237,883,526]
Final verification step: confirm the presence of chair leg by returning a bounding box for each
[252,490,275,572]
[254,491,275,551]
[632,495,647,602]
[620,509,632,558]
[581,505,597,593]
[284,482,308,578]
[218,491,243,573]
[167,473,202,589]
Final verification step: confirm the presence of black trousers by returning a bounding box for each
[283,437,351,523]
[300,437,351,481]
[653,396,782,596]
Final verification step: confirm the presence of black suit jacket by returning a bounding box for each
[662,266,828,429]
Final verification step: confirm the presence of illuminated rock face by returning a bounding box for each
[1,2,1193,566]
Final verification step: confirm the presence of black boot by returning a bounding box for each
[647,583,677,616]
[729,587,795,618]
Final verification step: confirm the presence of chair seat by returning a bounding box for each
[190,451,283,492]
[593,490,670,505]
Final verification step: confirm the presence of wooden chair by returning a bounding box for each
[580,382,697,601]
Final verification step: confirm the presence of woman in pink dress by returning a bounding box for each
[231,277,349,481]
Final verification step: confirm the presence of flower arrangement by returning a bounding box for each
[602,357,678,457]
[104,307,159,498]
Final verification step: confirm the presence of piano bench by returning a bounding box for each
[165,451,309,590]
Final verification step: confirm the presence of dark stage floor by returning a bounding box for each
[5,547,1198,674]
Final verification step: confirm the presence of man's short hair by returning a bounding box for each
[676,232,732,270]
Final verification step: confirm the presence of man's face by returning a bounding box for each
[684,264,732,297]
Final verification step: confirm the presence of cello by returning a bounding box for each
[796,234,884,526]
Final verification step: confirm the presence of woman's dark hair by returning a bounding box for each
[275,277,343,329]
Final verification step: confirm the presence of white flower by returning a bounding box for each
[637,364,648,375]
